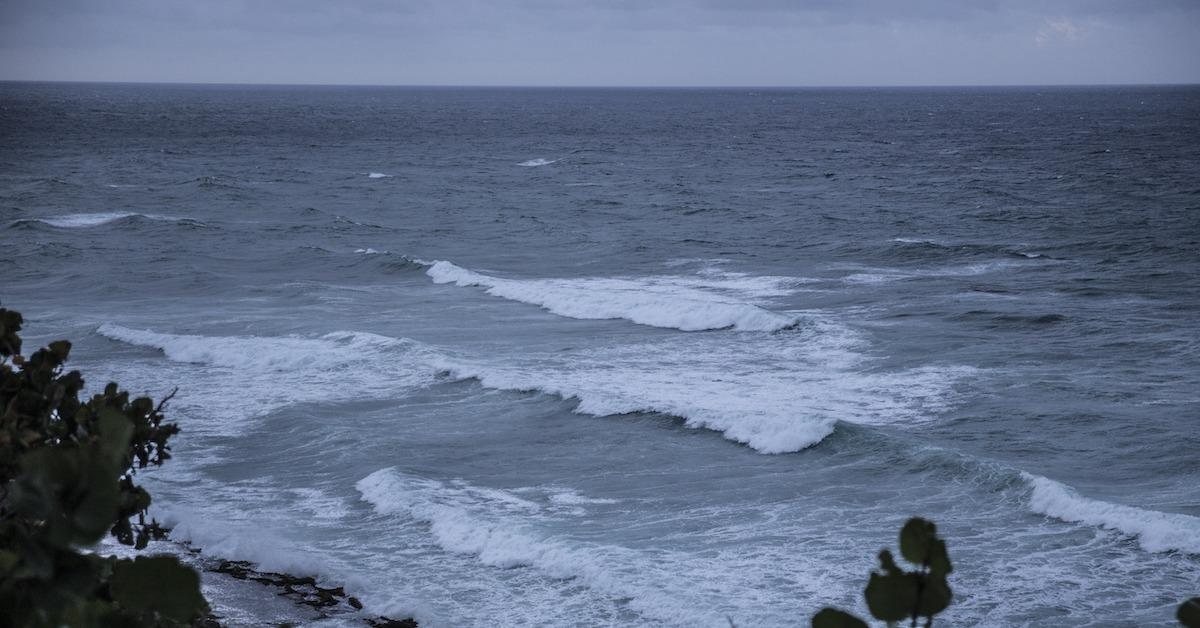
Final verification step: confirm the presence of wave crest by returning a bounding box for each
[424,260,799,332]
[1024,473,1200,554]
[356,468,715,625]
[94,325,436,432]
[16,212,198,229]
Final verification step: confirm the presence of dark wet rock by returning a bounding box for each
[209,558,416,626]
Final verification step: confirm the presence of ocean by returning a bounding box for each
[1,82,1197,626]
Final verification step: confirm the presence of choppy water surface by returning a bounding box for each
[2,83,1198,626]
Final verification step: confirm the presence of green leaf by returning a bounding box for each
[897,518,953,575]
[899,517,936,566]
[71,451,123,542]
[917,574,953,617]
[0,308,23,356]
[11,441,127,546]
[48,339,72,362]
[812,607,869,628]
[97,408,134,462]
[927,538,952,577]
[0,549,19,575]
[864,571,918,622]
[1179,597,1200,628]
[877,549,902,576]
[111,556,207,623]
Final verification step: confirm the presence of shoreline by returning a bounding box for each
[206,558,417,628]
[102,537,418,627]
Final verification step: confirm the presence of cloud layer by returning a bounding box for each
[1,0,1197,85]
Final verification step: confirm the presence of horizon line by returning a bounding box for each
[2,79,1198,90]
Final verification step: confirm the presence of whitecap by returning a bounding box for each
[32,212,186,228]
[518,158,558,167]
[429,324,974,453]
[356,468,720,626]
[424,260,800,332]
[94,325,435,432]
[841,260,1023,284]
[1023,473,1200,554]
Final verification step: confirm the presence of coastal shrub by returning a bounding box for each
[0,307,209,627]
[812,517,952,628]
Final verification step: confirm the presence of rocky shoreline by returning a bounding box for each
[100,536,419,628]
[207,559,417,627]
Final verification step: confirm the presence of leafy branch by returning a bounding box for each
[0,307,209,627]
[813,517,954,628]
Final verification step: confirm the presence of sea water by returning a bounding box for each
[1,83,1198,626]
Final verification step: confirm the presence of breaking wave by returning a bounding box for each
[96,324,415,371]
[94,325,435,432]
[428,321,973,453]
[424,260,801,332]
[356,468,717,626]
[1024,473,1200,554]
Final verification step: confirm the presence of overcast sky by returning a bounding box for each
[1,0,1197,86]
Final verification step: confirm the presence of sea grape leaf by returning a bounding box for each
[1179,597,1200,628]
[0,308,24,355]
[812,607,869,628]
[72,450,124,543]
[111,555,207,622]
[897,517,953,576]
[927,538,952,577]
[878,549,902,576]
[48,340,71,362]
[899,517,936,566]
[917,574,953,617]
[97,407,134,462]
[865,571,918,622]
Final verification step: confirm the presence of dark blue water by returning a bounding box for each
[2,82,1198,626]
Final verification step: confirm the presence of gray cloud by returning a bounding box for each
[1,0,1197,85]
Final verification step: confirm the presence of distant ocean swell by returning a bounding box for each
[9,211,203,229]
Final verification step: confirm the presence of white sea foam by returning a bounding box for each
[545,488,619,506]
[96,315,972,454]
[1024,473,1200,554]
[356,468,720,626]
[842,260,1022,284]
[355,248,385,254]
[518,158,558,167]
[367,172,393,179]
[424,260,801,332]
[358,469,588,570]
[160,506,332,578]
[95,325,435,431]
[33,212,185,228]
[97,324,412,371]
[430,323,974,453]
